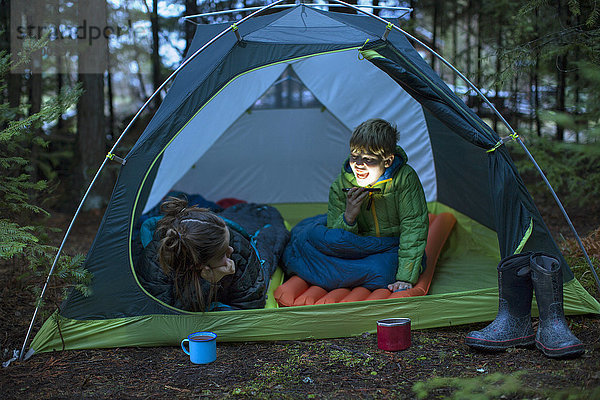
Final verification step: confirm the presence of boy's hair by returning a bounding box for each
[349,118,399,157]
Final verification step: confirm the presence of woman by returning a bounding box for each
[135,197,289,312]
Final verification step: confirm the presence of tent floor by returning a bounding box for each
[271,202,500,298]
[28,203,600,353]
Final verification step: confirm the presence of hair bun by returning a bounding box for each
[160,196,189,217]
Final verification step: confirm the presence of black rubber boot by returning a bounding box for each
[465,253,535,351]
[530,253,584,358]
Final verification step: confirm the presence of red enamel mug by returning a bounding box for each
[377,318,411,351]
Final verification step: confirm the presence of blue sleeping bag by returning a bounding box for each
[282,214,399,291]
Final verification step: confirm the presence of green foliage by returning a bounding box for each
[566,253,600,300]
[412,372,528,400]
[30,253,91,310]
[412,372,600,400]
[512,138,600,208]
[0,220,38,258]
[488,1,600,140]
[0,37,89,303]
[539,61,600,140]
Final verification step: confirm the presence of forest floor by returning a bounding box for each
[1,191,600,399]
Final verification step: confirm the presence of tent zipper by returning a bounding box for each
[366,181,387,237]
[369,193,381,237]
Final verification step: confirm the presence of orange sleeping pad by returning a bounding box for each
[274,212,456,307]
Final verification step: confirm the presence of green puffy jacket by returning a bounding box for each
[327,146,429,285]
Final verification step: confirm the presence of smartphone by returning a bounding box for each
[342,187,381,193]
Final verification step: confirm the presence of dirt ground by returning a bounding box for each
[1,198,600,399]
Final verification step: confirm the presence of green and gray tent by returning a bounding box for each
[30,4,599,354]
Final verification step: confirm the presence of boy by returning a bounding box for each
[327,118,429,292]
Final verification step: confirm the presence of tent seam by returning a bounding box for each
[368,43,497,147]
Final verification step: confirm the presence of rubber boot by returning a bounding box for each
[530,253,584,358]
[465,252,535,351]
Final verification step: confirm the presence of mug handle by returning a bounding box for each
[181,338,190,356]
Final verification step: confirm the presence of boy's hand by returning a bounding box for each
[343,187,369,225]
[388,281,413,292]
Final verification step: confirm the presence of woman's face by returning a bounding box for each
[201,229,235,283]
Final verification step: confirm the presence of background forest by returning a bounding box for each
[1,2,600,398]
[1,0,599,310]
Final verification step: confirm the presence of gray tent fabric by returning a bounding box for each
[62,5,569,319]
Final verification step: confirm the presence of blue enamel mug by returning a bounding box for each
[181,331,217,364]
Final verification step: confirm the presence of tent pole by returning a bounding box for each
[19,157,110,360]
[183,4,412,22]
[20,1,598,359]
[18,0,290,360]
[321,0,600,293]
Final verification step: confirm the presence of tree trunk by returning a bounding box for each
[452,0,458,88]
[27,10,43,185]
[7,74,21,111]
[330,0,357,14]
[556,56,566,141]
[533,7,541,137]
[151,0,161,110]
[56,57,64,132]
[573,30,581,143]
[144,0,162,110]
[493,25,502,132]
[534,55,541,137]
[184,0,199,55]
[372,0,380,17]
[128,18,150,101]
[476,2,482,89]
[475,3,483,115]
[107,68,115,141]
[76,0,109,210]
[1,0,21,111]
[555,0,566,141]
[431,0,439,72]
[511,74,518,131]
[466,0,472,80]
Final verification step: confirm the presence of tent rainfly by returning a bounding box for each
[25,3,600,357]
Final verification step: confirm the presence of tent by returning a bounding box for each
[28,4,599,355]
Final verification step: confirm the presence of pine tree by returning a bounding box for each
[0,37,91,305]
[496,0,600,141]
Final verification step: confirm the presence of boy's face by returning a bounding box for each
[349,151,393,187]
